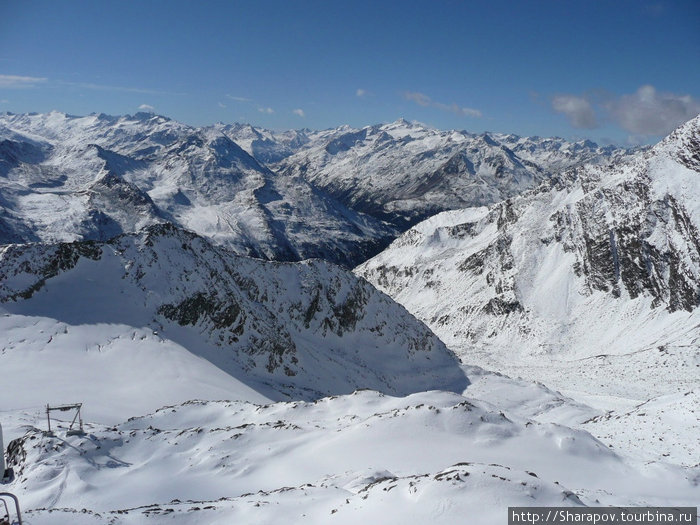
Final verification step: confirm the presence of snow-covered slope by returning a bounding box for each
[1,113,696,524]
[357,115,700,401]
[5,390,698,525]
[0,223,467,404]
[276,119,638,229]
[354,117,700,509]
[0,112,393,267]
[1,113,637,266]
[216,122,320,164]
[493,133,635,172]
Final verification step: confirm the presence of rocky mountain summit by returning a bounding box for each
[273,119,639,230]
[357,116,700,377]
[1,112,637,267]
[0,222,467,399]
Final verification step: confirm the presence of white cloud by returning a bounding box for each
[258,107,274,114]
[436,102,482,118]
[218,102,227,108]
[138,104,155,112]
[0,99,8,104]
[227,95,252,102]
[404,91,432,107]
[551,95,598,128]
[356,88,367,97]
[59,81,183,96]
[0,74,47,88]
[551,85,700,136]
[293,108,305,117]
[403,91,482,118]
[606,85,700,135]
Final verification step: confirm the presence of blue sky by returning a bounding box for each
[1,0,698,143]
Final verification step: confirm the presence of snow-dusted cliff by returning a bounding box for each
[357,116,700,397]
[0,223,466,400]
[0,112,393,267]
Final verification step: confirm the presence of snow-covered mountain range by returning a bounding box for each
[273,119,639,229]
[0,112,393,267]
[357,115,700,405]
[0,223,466,401]
[1,111,698,524]
[0,112,638,267]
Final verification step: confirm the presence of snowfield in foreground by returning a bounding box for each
[1,115,699,524]
[4,388,699,525]
[356,116,700,475]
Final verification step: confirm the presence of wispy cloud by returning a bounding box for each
[218,101,227,108]
[551,85,700,136]
[138,104,155,112]
[356,88,370,98]
[436,102,482,118]
[227,95,252,102]
[403,91,482,118]
[59,80,184,96]
[258,107,274,114]
[606,85,700,135]
[0,99,8,104]
[293,108,305,117]
[0,75,184,95]
[0,74,48,88]
[404,91,431,106]
[551,95,598,128]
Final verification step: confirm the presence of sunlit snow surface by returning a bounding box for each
[1,115,699,524]
[0,112,394,267]
[273,119,639,230]
[4,387,699,525]
[354,117,700,520]
[0,112,640,266]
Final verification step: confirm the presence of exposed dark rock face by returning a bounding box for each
[356,115,700,356]
[549,176,700,313]
[0,240,102,300]
[0,223,467,399]
[0,112,394,268]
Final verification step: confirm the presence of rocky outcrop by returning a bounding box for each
[357,115,700,358]
[0,223,467,399]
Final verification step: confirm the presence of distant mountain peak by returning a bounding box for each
[357,116,700,371]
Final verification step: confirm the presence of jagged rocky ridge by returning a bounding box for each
[0,223,467,399]
[357,115,700,364]
[1,112,638,267]
[0,112,393,267]
[274,119,640,230]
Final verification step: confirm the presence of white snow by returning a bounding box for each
[1,113,699,525]
[355,115,700,515]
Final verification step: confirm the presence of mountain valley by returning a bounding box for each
[1,112,698,524]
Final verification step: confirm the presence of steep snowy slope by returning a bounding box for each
[1,112,638,266]
[0,223,467,404]
[276,119,638,229]
[217,122,319,164]
[357,116,700,399]
[494,133,638,171]
[0,112,393,266]
[5,391,698,525]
